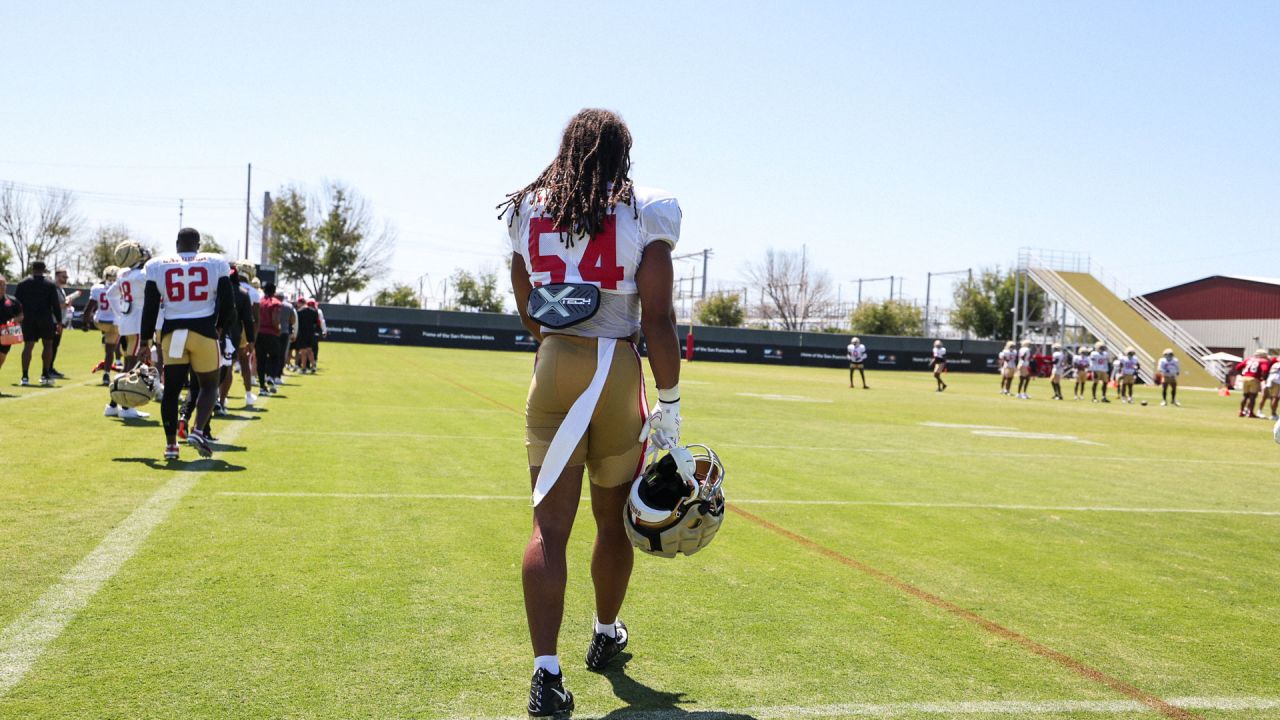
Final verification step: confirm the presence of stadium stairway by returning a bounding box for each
[1026,266,1219,389]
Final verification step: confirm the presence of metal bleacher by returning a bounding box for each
[1019,249,1219,388]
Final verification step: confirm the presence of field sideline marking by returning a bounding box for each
[729,505,1198,720]
[0,396,268,697]
[444,695,1280,719]
[249,429,1280,467]
[212,492,1280,517]
[0,378,100,403]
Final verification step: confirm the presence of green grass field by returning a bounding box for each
[2,332,1278,720]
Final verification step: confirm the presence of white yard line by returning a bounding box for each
[441,695,1280,719]
[920,422,1017,430]
[214,492,1280,517]
[0,397,267,697]
[1,379,99,402]
[252,430,1280,467]
[735,392,834,403]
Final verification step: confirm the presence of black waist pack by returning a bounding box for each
[528,283,600,329]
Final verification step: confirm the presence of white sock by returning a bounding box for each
[534,655,560,675]
[594,618,617,638]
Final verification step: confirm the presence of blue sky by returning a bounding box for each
[3,1,1276,306]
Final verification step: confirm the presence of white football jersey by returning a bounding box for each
[1017,346,1031,364]
[848,343,867,362]
[507,186,680,338]
[507,186,680,295]
[1158,357,1180,377]
[90,282,115,323]
[1052,350,1065,369]
[933,346,946,359]
[144,252,230,320]
[1090,350,1110,372]
[1120,356,1140,375]
[109,267,146,335]
[998,349,1014,366]
[1073,353,1090,370]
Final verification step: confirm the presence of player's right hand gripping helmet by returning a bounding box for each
[109,365,162,408]
[624,444,726,558]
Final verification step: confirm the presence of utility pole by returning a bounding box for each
[701,248,710,299]
[244,163,252,258]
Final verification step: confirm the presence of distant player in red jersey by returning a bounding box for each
[1232,349,1271,419]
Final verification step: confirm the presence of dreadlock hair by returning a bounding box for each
[497,108,636,248]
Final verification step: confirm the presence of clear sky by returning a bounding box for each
[3,1,1277,308]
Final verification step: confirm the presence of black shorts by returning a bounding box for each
[21,320,55,342]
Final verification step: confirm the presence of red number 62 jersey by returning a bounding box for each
[144,252,231,320]
[506,186,681,295]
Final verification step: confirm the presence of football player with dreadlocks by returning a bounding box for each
[500,108,682,719]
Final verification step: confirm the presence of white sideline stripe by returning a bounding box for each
[213,492,1280,516]
[219,491,529,501]
[2,379,98,402]
[444,696,1280,719]
[0,396,267,697]
[252,430,1280,467]
[921,422,1017,429]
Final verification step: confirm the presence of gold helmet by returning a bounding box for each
[250,277,262,289]
[109,365,162,409]
[1125,346,1136,355]
[1052,343,1062,350]
[113,240,148,268]
[1163,348,1174,356]
[1004,341,1015,350]
[102,265,119,282]
[850,337,860,345]
[235,259,257,280]
[1095,340,1106,349]
[933,340,943,347]
[624,445,726,558]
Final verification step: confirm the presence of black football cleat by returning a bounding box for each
[585,621,628,671]
[528,668,573,719]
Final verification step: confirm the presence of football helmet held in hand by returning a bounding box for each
[109,365,162,408]
[624,444,726,558]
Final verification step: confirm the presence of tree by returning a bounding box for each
[695,292,745,327]
[450,269,504,312]
[200,233,228,255]
[0,184,83,274]
[849,300,923,336]
[951,268,1047,341]
[268,182,394,302]
[373,283,421,308]
[82,225,137,277]
[743,248,833,331]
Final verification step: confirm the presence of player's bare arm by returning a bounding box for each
[636,241,679,391]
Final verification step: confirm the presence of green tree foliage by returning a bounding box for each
[849,300,923,336]
[268,183,394,302]
[950,268,1047,341]
[199,233,228,255]
[450,269,504,313]
[373,283,422,308]
[82,225,136,278]
[695,292,745,327]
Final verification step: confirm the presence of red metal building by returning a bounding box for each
[1139,275,1280,356]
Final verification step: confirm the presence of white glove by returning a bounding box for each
[639,399,681,450]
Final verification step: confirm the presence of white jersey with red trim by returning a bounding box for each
[108,267,146,335]
[507,185,680,338]
[90,282,115,323]
[143,252,230,321]
[998,349,1015,367]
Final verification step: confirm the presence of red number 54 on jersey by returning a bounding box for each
[528,217,624,290]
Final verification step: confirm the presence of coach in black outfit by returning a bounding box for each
[13,261,62,386]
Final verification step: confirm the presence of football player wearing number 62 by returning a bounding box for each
[500,108,682,719]
[138,228,235,461]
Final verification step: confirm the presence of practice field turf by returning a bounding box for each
[2,333,1278,720]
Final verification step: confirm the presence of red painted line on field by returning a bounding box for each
[728,505,1200,720]
[427,372,522,414]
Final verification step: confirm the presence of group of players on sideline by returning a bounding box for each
[0,230,327,460]
[847,336,1280,420]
